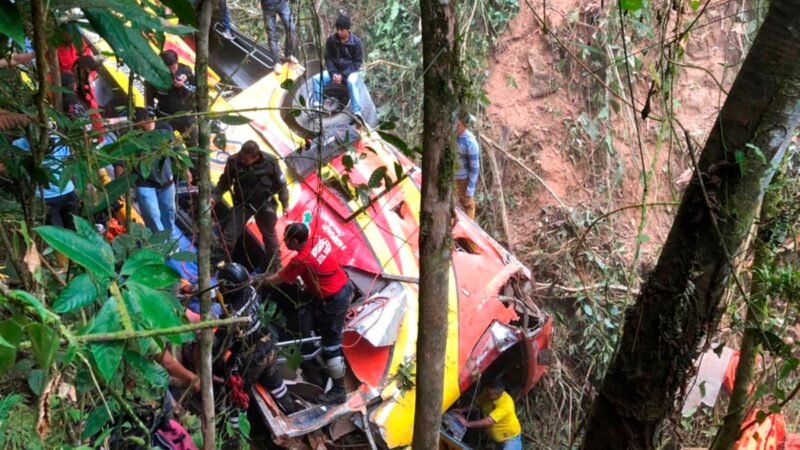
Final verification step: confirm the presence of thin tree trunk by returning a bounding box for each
[195,1,215,448]
[710,170,787,450]
[581,0,800,447]
[412,0,459,447]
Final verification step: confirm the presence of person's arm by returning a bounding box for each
[157,347,198,389]
[465,136,480,198]
[212,158,234,199]
[324,36,338,76]
[458,415,496,429]
[260,258,303,287]
[182,67,197,94]
[0,52,35,68]
[274,164,289,213]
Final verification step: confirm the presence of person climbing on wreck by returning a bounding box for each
[260,222,354,404]
[211,140,289,272]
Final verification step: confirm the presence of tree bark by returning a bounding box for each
[195,1,215,449]
[581,0,800,448]
[710,170,787,450]
[412,0,459,447]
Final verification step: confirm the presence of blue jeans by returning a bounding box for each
[312,71,363,115]
[136,183,176,236]
[219,0,231,31]
[262,0,295,63]
[496,434,523,450]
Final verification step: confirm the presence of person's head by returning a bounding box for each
[160,50,179,75]
[134,107,156,131]
[335,14,351,41]
[238,140,262,167]
[283,223,309,251]
[482,378,505,400]
[216,262,249,296]
[456,110,472,135]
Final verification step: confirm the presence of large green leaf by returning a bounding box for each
[83,9,173,90]
[0,3,24,47]
[89,341,124,382]
[125,280,182,330]
[53,274,101,313]
[0,319,23,372]
[90,173,137,214]
[126,263,180,289]
[84,296,121,335]
[36,226,116,279]
[55,0,194,34]
[27,323,58,371]
[619,0,643,11]
[81,399,118,439]
[124,350,168,389]
[120,249,163,276]
[11,290,50,322]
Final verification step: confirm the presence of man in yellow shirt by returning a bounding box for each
[457,378,523,449]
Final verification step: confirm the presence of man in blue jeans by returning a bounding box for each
[261,0,297,72]
[313,14,364,118]
[115,108,188,238]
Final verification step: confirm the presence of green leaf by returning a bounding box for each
[54,274,100,313]
[28,369,46,396]
[120,249,163,276]
[394,162,404,181]
[84,296,122,335]
[368,166,388,189]
[377,131,409,154]
[126,263,180,289]
[125,280,183,334]
[170,251,197,262]
[83,9,173,90]
[74,215,116,266]
[90,341,124,382]
[81,399,118,439]
[0,323,17,372]
[91,173,137,214]
[27,323,58,370]
[160,0,197,27]
[124,350,168,388]
[342,154,355,171]
[11,290,50,322]
[280,78,295,90]
[36,226,116,279]
[214,113,252,125]
[0,2,24,47]
[378,120,396,131]
[238,410,251,438]
[619,0,643,10]
[60,0,194,34]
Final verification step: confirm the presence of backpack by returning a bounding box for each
[154,419,198,450]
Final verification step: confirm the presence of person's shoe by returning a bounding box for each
[317,378,347,404]
[275,394,299,414]
[284,55,299,65]
[273,62,283,73]
[353,111,366,127]
[221,29,234,40]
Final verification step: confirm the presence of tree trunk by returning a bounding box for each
[412,0,459,447]
[195,1,215,449]
[710,169,787,450]
[581,0,800,448]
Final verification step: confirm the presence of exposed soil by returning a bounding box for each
[481,0,746,272]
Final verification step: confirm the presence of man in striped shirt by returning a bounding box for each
[455,113,480,219]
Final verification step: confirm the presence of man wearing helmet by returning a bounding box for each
[215,262,297,414]
[260,223,354,404]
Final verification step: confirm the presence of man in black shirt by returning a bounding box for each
[212,140,289,272]
[313,14,365,118]
[145,50,196,138]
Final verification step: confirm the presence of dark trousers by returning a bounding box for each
[314,281,354,359]
[45,191,80,230]
[222,202,279,273]
[262,0,296,63]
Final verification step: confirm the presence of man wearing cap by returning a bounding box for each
[145,50,196,139]
[455,112,481,219]
[313,14,364,119]
[260,223,354,404]
[260,0,297,72]
[455,378,523,449]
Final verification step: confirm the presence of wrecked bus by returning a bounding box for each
[83,23,553,449]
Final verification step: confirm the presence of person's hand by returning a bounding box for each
[332,73,343,83]
[209,197,217,208]
[174,74,187,88]
[456,415,467,426]
[185,170,193,186]
[191,376,201,392]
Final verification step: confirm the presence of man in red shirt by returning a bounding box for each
[261,223,354,404]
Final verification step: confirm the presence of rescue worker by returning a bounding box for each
[455,112,480,219]
[313,14,364,119]
[145,50,196,139]
[211,140,289,273]
[215,262,297,414]
[261,223,354,404]
[456,378,522,449]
